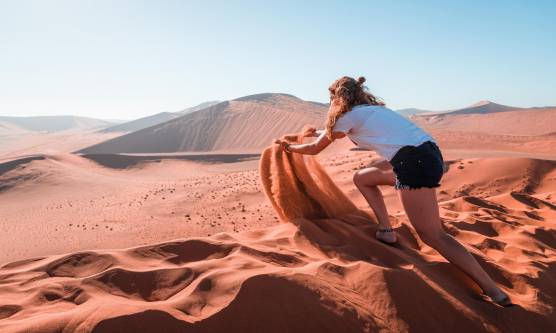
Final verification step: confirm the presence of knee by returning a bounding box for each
[353,168,380,188]
[353,170,364,188]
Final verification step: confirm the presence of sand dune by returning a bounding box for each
[0,116,117,134]
[79,98,556,159]
[0,152,268,263]
[99,112,181,133]
[425,100,518,116]
[177,101,221,115]
[409,102,556,158]
[0,122,31,136]
[414,103,556,136]
[0,131,123,160]
[395,108,431,117]
[396,100,554,119]
[0,131,555,332]
[79,94,327,154]
[427,129,556,157]
[100,101,221,133]
[81,153,261,169]
[0,116,125,160]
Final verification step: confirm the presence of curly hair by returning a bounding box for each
[325,76,384,140]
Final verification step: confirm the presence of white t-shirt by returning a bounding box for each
[333,104,435,161]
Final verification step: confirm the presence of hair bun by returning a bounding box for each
[356,76,366,85]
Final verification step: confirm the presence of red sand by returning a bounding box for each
[78,94,328,154]
[1,129,555,332]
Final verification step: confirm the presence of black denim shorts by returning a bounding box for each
[389,141,445,190]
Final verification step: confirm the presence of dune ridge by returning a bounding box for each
[0,116,116,134]
[1,131,556,332]
[78,94,327,154]
[414,107,556,136]
[99,101,221,134]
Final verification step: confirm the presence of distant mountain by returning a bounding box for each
[413,101,556,136]
[395,108,432,117]
[0,121,31,136]
[79,94,327,154]
[0,115,115,134]
[178,101,221,115]
[100,101,221,133]
[418,100,527,117]
[99,112,181,133]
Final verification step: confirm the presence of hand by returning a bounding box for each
[302,126,318,137]
[274,139,291,153]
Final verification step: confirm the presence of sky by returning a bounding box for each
[1,0,555,120]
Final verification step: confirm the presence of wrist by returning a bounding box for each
[284,143,292,153]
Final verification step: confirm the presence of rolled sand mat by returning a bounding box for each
[259,129,364,224]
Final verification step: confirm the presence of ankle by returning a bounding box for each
[378,220,393,231]
[483,285,504,297]
[377,217,393,231]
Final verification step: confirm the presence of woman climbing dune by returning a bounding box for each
[275,75,512,307]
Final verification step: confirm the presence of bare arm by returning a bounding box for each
[283,130,346,155]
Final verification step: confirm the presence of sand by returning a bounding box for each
[0,116,116,134]
[411,102,556,156]
[77,97,556,159]
[1,96,556,332]
[0,131,122,161]
[426,129,556,157]
[99,101,221,133]
[414,107,556,136]
[0,153,268,263]
[1,128,555,332]
[78,94,328,154]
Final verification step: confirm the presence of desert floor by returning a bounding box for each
[0,133,555,332]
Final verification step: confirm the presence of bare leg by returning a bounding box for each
[398,188,510,304]
[353,161,397,243]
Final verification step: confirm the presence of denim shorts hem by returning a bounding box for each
[394,178,441,190]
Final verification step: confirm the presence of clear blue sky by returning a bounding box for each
[1,0,555,119]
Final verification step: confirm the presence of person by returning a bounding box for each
[276,75,511,306]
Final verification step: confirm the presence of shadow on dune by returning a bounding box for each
[1,129,556,332]
[259,127,556,331]
[0,155,45,177]
[261,127,431,267]
[0,155,46,193]
[80,153,261,169]
[92,274,386,333]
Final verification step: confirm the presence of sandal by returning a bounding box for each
[485,291,513,307]
[376,228,397,244]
